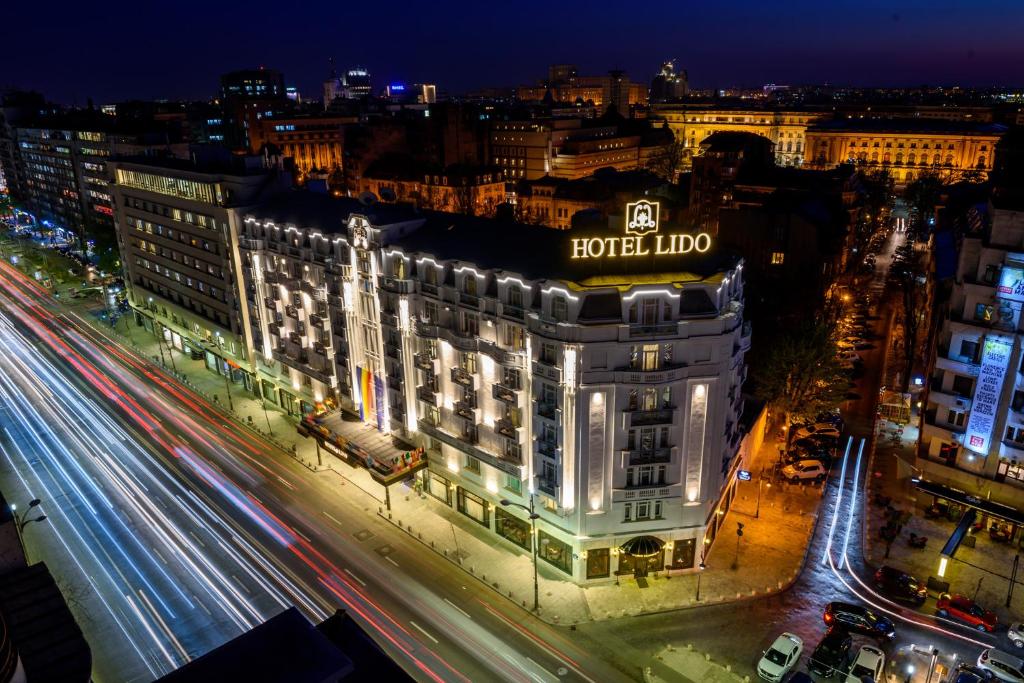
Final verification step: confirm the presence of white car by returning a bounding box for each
[757,632,803,682]
[839,350,862,365]
[846,645,885,683]
[979,649,1024,683]
[1009,623,1024,649]
[793,423,842,441]
[781,459,828,483]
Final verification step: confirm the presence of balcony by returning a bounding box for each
[263,270,281,284]
[492,383,519,404]
[448,328,479,352]
[538,441,558,458]
[380,310,399,328]
[309,314,326,329]
[453,400,475,420]
[281,277,301,291]
[313,341,329,356]
[263,296,277,310]
[414,352,436,371]
[500,304,525,321]
[288,331,303,346]
[384,341,400,360]
[459,292,481,308]
[417,385,439,405]
[379,276,414,294]
[628,408,675,427]
[628,322,678,338]
[285,304,301,320]
[418,419,519,476]
[537,479,557,498]
[623,447,674,465]
[328,292,344,307]
[494,418,519,439]
[451,367,475,388]
[415,320,439,338]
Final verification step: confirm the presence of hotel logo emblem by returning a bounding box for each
[626,200,659,236]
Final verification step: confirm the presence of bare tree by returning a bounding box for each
[647,137,687,183]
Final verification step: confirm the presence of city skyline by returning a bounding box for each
[5,0,1024,103]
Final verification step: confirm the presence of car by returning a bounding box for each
[809,628,853,678]
[873,566,927,605]
[839,350,862,365]
[781,459,828,483]
[845,644,885,683]
[793,435,838,455]
[787,448,833,468]
[823,602,896,640]
[757,632,804,681]
[793,423,842,441]
[1009,623,1024,649]
[936,594,998,632]
[955,664,996,683]
[978,649,1024,683]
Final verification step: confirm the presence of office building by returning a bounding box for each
[239,194,749,582]
[650,60,688,102]
[516,66,648,111]
[108,153,291,389]
[219,68,291,152]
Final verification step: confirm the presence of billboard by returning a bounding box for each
[997,265,1024,304]
[964,335,1014,455]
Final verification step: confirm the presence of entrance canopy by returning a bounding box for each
[915,478,1024,526]
[620,535,665,558]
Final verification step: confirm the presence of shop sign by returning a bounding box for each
[997,265,1024,304]
[570,200,711,260]
[964,334,1013,454]
[737,470,751,481]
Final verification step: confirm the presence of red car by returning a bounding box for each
[936,594,998,632]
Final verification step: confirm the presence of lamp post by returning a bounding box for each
[755,479,771,519]
[10,498,47,561]
[500,496,540,612]
[695,561,707,601]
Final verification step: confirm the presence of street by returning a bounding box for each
[0,259,624,683]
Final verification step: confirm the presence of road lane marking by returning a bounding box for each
[192,594,212,615]
[323,511,343,527]
[343,568,366,587]
[231,573,252,595]
[152,547,168,565]
[188,530,206,548]
[292,526,311,543]
[409,620,438,644]
[526,657,558,682]
[443,597,472,619]
[385,556,400,567]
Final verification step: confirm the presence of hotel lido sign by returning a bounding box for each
[570,200,712,260]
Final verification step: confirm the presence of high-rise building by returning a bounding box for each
[344,68,372,99]
[650,60,688,102]
[237,194,749,581]
[108,153,291,388]
[219,68,291,152]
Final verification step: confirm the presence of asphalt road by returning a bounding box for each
[0,260,628,683]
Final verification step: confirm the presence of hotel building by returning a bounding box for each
[920,195,1024,508]
[239,194,750,582]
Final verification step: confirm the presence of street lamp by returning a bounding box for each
[10,498,47,561]
[755,479,771,519]
[500,496,540,612]
[695,561,707,601]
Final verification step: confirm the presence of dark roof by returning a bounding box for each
[808,118,1008,135]
[0,563,92,683]
[157,607,353,683]
[252,191,417,230]
[112,150,276,177]
[701,131,775,153]
[388,210,738,282]
[520,170,666,202]
[317,610,412,682]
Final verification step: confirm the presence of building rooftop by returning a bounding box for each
[112,149,280,177]
[249,191,739,284]
[808,118,1008,135]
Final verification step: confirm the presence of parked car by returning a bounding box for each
[793,423,842,441]
[823,602,896,640]
[936,594,998,632]
[787,448,833,468]
[757,632,804,682]
[978,649,1024,683]
[955,664,996,683]
[781,460,828,483]
[793,435,838,454]
[873,566,927,605]
[809,628,853,678]
[839,350,862,365]
[1008,623,1024,649]
[845,644,885,683]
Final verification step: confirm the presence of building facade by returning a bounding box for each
[109,156,291,389]
[650,104,826,169]
[251,114,357,179]
[920,198,1024,508]
[238,195,750,582]
[804,119,1007,184]
[361,165,505,216]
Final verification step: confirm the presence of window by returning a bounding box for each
[975,304,994,323]
[1005,426,1024,445]
[540,342,558,365]
[959,340,979,363]
[952,375,974,397]
[551,295,568,321]
[623,503,632,522]
[503,474,522,494]
[771,252,785,265]
[464,455,480,474]
[507,286,522,308]
[947,408,967,427]
[1014,391,1024,412]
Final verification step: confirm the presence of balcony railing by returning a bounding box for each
[417,385,438,405]
[628,322,678,338]
[495,418,518,439]
[492,383,519,404]
[623,447,674,465]
[628,408,675,427]
[451,367,475,387]
[420,282,439,297]
[536,401,557,420]
[379,276,414,294]
[454,400,475,420]
[414,352,436,371]
[459,292,481,307]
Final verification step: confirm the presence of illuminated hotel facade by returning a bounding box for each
[920,196,1024,508]
[239,195,750,582]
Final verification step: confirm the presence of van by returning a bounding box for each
[978,649,1024,683]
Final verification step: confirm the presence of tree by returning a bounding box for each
[888,244,929,392]
[647,136,687,183]
[755,320,851,448]
[903,173,944,237]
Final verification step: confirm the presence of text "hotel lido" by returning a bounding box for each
[571,200,712,260]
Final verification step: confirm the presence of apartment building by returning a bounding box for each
[239,194,750,582]
[920,195,1024,508]
[109,154,291,388]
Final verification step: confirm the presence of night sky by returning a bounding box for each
[5,0,1023,104]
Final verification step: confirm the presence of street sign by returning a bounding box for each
[737,470,752,481]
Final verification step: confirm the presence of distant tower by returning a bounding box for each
[323,57,343,109]
[650,60,688,102]
[343,67,372,99]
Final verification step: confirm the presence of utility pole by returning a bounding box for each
[732,522,744,570]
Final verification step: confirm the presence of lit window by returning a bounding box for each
[771,252,785,265]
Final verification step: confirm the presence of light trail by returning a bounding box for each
[822,436,854,565]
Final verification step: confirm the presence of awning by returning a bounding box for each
[915,478,1024,526]
[620,535,665,558]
